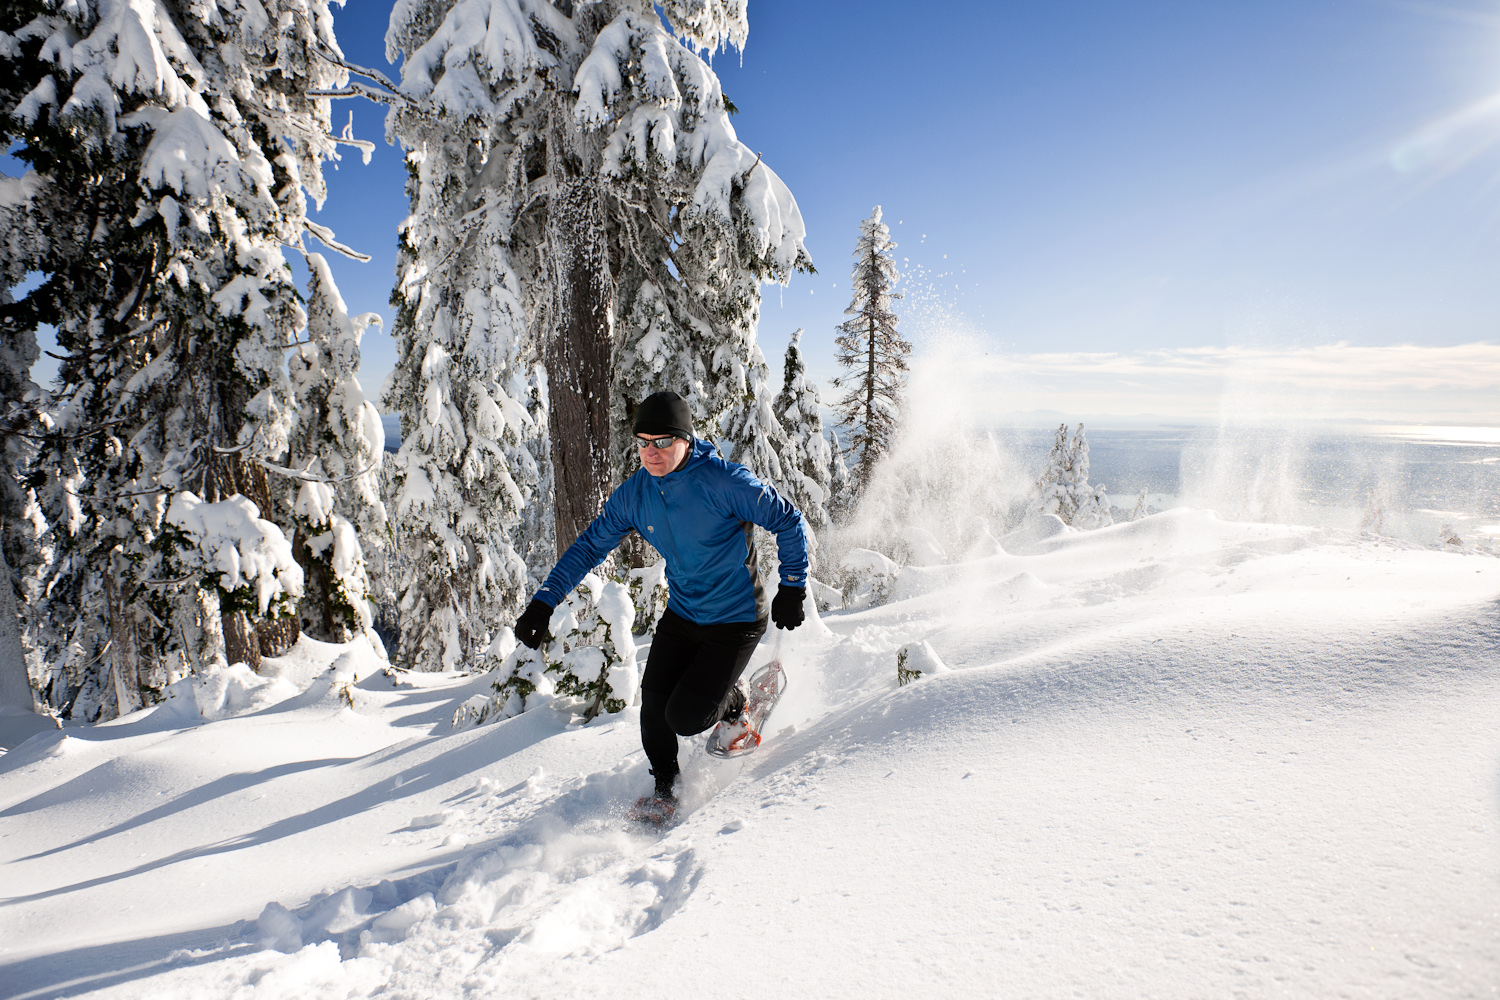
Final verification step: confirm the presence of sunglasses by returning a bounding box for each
[636,435,680,450]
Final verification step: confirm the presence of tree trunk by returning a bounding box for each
[0,540,34,712]
[102,570,142,719]
[546,165,615,554]
[292,524,340,642]
[204,448,299,665]
[222,611,262,671]
[862,309,877,489]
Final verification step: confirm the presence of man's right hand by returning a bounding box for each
[514,599,552,650]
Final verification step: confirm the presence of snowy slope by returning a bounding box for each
[3,510,1498,999]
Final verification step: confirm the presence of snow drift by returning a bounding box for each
[2,510,1498,999]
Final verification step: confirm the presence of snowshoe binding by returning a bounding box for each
[705,660,787,759]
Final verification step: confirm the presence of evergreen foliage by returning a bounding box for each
[286,253,387,644]
[837,546,899,610]
[824,425,854,525]
[461,572,637,726]
[381,0,810,672]
[770,328,832,565]
[625,559,669,634]
[1031,423,1113,529]
[0,283,42,710]
[1,0,377,718]
[895,647,918,687]
[897,640,949,686]
[831,206,908,492]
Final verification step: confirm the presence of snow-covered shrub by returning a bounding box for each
[896,640,950,687]
[1131,489,1149,522]
[810,578,845,612]
[1437,524,1464,549]
[626,560,670,635]
[462,574,638,727]
[1031,423,1113,529]
[547,575,638,719]
[838,548,901,610]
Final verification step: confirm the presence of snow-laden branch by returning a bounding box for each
[312,43,403,96]
[307,82,401,106]
[255,456,380,486]
[303,220,371,262]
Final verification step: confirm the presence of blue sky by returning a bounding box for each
[20,0,1500,424]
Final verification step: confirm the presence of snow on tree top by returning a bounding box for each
[52,0,212,124]
[392,0,567,108]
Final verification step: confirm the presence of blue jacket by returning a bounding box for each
[535,438,808,625]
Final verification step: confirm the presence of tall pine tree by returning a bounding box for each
[285,253,388,645]
[832,206,908,492]
[378,0,810,671]
[2,0,375,718]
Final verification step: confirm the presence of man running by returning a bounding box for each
[512,390,808,812]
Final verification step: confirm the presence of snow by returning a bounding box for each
[165,492,303,616]
[4,511,1499,998]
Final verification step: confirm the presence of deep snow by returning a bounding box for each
[2,510,1498,999]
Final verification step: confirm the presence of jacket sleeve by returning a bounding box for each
[533,481,637,608]
[720,466,810,587]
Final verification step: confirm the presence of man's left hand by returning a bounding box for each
[771,586,806,630]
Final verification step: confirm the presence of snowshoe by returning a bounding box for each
[627,794,678,828]
[705,660,787,759]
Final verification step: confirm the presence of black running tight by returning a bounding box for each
[640,608,767,782]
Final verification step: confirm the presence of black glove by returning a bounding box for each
[771,586,806,631]
[514,599,552,650]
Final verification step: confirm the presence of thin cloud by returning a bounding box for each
[945,342,1500,425]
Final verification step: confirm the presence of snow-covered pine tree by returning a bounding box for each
[825,425,854,526]
[831,206,908,492]
[1030,423,1113,529]
[720,342,790,491]
[285,253,387,645]
[770,328,832,565]
[1032,424,1078,523]
[2,0,372,717]
[717,340,793,577]
[380,0,810,672]
[1131,488,1148,522]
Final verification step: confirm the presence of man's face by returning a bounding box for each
[637,434,691,477]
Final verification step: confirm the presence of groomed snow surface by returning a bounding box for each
[3,509,1498,999]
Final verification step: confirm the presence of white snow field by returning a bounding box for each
[3,510,1498,999]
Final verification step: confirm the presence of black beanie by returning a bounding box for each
[633,391,695,441]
